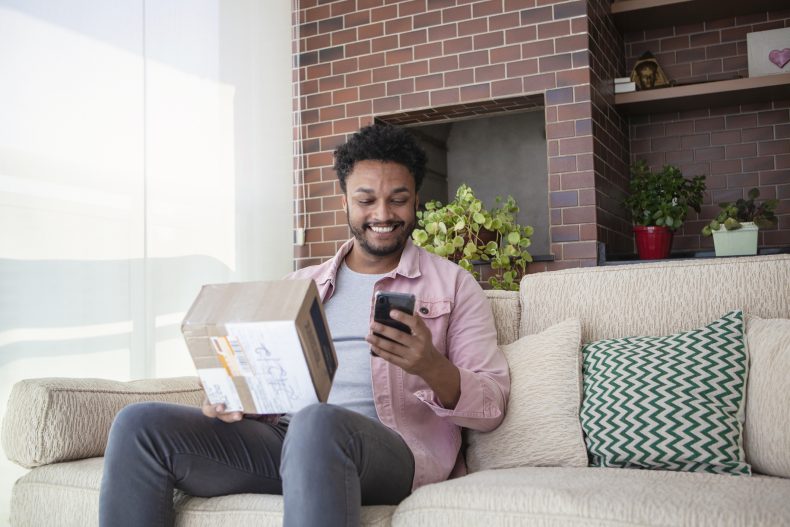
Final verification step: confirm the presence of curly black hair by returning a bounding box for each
[333,123,427,193]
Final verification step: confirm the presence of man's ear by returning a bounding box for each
[414,193,419,212]
[341,193,348,213]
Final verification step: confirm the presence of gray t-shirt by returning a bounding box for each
[322,261,384,422]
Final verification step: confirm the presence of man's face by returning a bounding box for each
[342,160,418,258]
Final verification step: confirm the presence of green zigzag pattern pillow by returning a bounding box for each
[580,310,750,475]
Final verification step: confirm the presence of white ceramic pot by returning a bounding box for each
[712,221,759,257]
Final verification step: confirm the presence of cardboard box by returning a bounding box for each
[182,279,337,414]
[747,28,790,78]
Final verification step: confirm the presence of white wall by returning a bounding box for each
[0,1,293,524]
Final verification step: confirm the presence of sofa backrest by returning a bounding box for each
[517,254,790,343]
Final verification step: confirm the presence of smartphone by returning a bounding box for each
[372,292,416,350]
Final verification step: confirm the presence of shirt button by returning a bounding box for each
[419,307,429,314]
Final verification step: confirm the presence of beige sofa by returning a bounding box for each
[4,254,790,526]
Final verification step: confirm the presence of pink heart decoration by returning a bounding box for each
[768,48,790,69]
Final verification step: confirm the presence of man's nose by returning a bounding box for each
[372,200,394,220]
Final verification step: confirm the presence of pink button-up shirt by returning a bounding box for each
[288,238,510,490]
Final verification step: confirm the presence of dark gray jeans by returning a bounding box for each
[99,402,414,527]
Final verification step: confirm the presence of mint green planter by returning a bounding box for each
[712,222,759,257]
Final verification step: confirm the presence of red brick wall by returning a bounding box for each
[624,11,790,253]
[294,0,603,271]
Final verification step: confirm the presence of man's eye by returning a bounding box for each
[358,200,373,205]
[391,200,407,205]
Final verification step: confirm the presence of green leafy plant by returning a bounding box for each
[701,187,778,236]
[411,184,534,291]
[623,160,706,230]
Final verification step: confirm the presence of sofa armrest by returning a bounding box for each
[2,377,203,468]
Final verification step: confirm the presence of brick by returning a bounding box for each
[428,23,457,42]
[345,41,371,58]
[444,36,473,54]
[551,225,580,242]
[473,32,505,50]
[778,154,790,169]
[401,60,429,77]
[473,0,503,17]
[710,130,741,145]
[522,39,555,58]
[387,78,414,96]
[556,68,588,87]
[759,169,790,185]
[549,155,577,173]
[386,48,413,65]
[490,12,520,31]
[460,83,491,102]
[651,136,682,151]
[726,172,760,188]
[414,42,443,59]
[742,126,774,142]
[398,0,425,17]
[443,5,472,23]
[429,55,459,73]
[402,91,430,110]
[372,35,398,52]
[320,105,346,121]
[695,117,725,132]
[661,36,690,52]
[372,96,401,113]
[759,139,790,155]
[560,136,593,155]
[562,241,597,259]
[400,29,427,47]
[557,102,589,121]
[413,11,442,29]
[555,34,588,53]
[506,26,537,45]
[666,150,694,164]
[415,73,443,91]
[758,109,790,125]
[743,157,775,171]
[562,206,596,224]
[665,121,694,135]
[371,5,397,22]
[545,87,574,105]
[520,6,553,24]
[490,44,521,63]
[554,0,586,19]
[576,118,592,135]
[507,58,538,77]
[539,53,573,72]
[710,159,741,175]
[692,59,723,76]
[491,78,523,96]
[372,65,399,83]
[359,82,385,99]
[561,171,595,190]
[475,64,506,82]
[538,20,571,40]
[725,143,757,158]
[546,120,576,139]
[457,50,488,69]
[690,31,720,47]
[459,19,488,37]
[445,69,475,87]
[430,88,460,106]
[676,48,706,63]
[550,190,579,207]
[695,146,725,161]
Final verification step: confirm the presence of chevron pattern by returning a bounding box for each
[580,310,750,475]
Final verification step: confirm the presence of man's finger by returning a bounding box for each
[370,321,413,344]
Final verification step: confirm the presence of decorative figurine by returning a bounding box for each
[630,51,670,90]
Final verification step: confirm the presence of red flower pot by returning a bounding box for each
[633,226,673,260]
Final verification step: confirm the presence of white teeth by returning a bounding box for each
[370,225,396,233]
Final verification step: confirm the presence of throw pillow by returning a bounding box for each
[580,310,750,475]
[465,318,588,472]
[743,316,790,478]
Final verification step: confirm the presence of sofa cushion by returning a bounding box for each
[10,457,396,527]
[2,377,204,468]
[744,316,790,478]
[519,254,790,343]
[580,310,750,475]
[392,466,790,527]
[466,319,587,472]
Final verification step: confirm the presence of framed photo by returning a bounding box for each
[747,27,790,78]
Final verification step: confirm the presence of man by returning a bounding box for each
[99,123,510,527]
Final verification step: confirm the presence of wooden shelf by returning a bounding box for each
[611,0,790,32]
[614,73,790,115]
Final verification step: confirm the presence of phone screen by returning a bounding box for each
[372,292,415,348]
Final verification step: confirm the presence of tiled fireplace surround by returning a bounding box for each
[294,0,790,272]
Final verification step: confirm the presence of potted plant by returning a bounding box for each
[623,161,706,260]
[701,188,778,257]
[411,184,534,291]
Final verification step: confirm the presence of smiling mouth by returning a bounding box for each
[368,223,400,233]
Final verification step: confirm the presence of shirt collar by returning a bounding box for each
[315,238,422,285]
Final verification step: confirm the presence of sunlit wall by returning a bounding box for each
[0,1,293,523]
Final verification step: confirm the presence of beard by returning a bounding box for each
[348,215,416,258]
